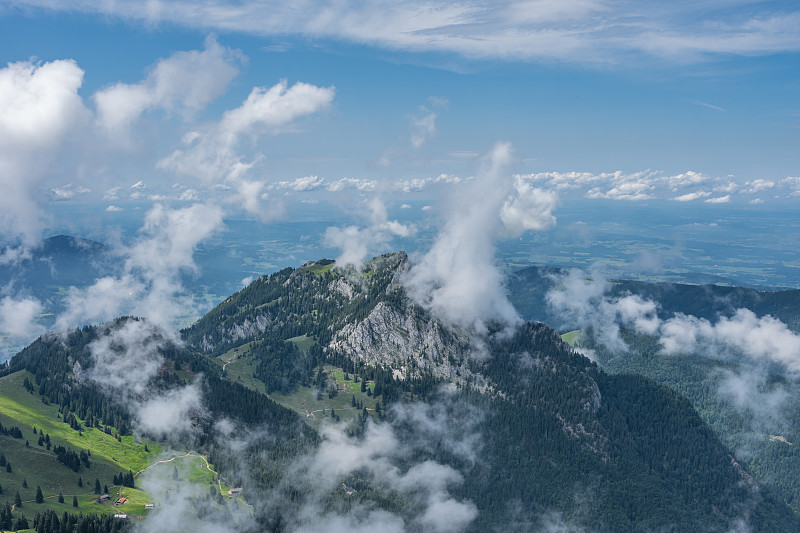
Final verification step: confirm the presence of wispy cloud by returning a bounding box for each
[7,1,800,65]
[691,100,726,112]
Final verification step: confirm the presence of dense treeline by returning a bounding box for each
[0,422,24,440]
[29,509,129,533]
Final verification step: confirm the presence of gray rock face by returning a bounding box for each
[198,312,273,353]
[329,300,486,387]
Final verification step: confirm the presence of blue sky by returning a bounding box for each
[1,1,800,347]
[2,1,799,199]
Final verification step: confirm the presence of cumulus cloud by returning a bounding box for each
[58,203,224,329]
[405,142,558,334]
[279,410,478,533]
[673,191,711,202]
[500,176,559,236]
[394,173,464,193]
[84,319,205,446]
[325,197,413,268]
[586,180,654,201]
[49,183,91,200]
[705,195,731,204]
[547,269,800,431]
[157,78,333,216]
[546,268,659,352]
[95,35,242,134]
[659,309,800,373]
[743,179,774,194]
[326,177,377,192]
[158,78,333,184]
[0,58,89,245]
[273,175,325,191]
[0,295,44,342]
[548,268,800,375]
[516,169,783,204]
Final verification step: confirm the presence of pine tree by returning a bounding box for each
[14,491,22,508]
[12,515,27,530]
[22,479,27,489]
[94,478,101,495]
[35,486,43,503]
[58,491,64,504]
[78,477,83,488]
[72,495,78,508]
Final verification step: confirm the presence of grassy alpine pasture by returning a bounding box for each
[219,346,380,429]
[0,370,160,473]
[0,370,161,519]
[268,365,380,429]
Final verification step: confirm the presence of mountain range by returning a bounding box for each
[1,252,799,531]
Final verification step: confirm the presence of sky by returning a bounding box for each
[1,0,800,346]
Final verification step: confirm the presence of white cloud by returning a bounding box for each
[282,406,479,533]
[326,177,376,192]
[405,142,557,334]
[660,309,800,374]
[743,178,775,194]
[94,35,242,134]
[586,181,654,201]
[86,319,205,439]
[0,58,89,245]
[673,191,711,202]
[0,295,44,341]
[705,195,730,204]
[500,176,559,236]
[394,174,463,193]
[274,175,325,191]
[325,197,414,268]
[58,203,224,329]
[410,100,446,149]
[49,183,91,200]
[104,186,121,200]
[14,1,800,65]
[158,79,334,187]
[106,205,123,212]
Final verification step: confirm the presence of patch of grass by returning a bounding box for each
[269,365,379,429]
[219,352,267,396]
[561,330,582,347]
[302,259,336,275]
[218,341,258,365]
[288,335,316,353]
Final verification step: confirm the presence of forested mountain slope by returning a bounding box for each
[179,253,799,531]
[507,264,800,517]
